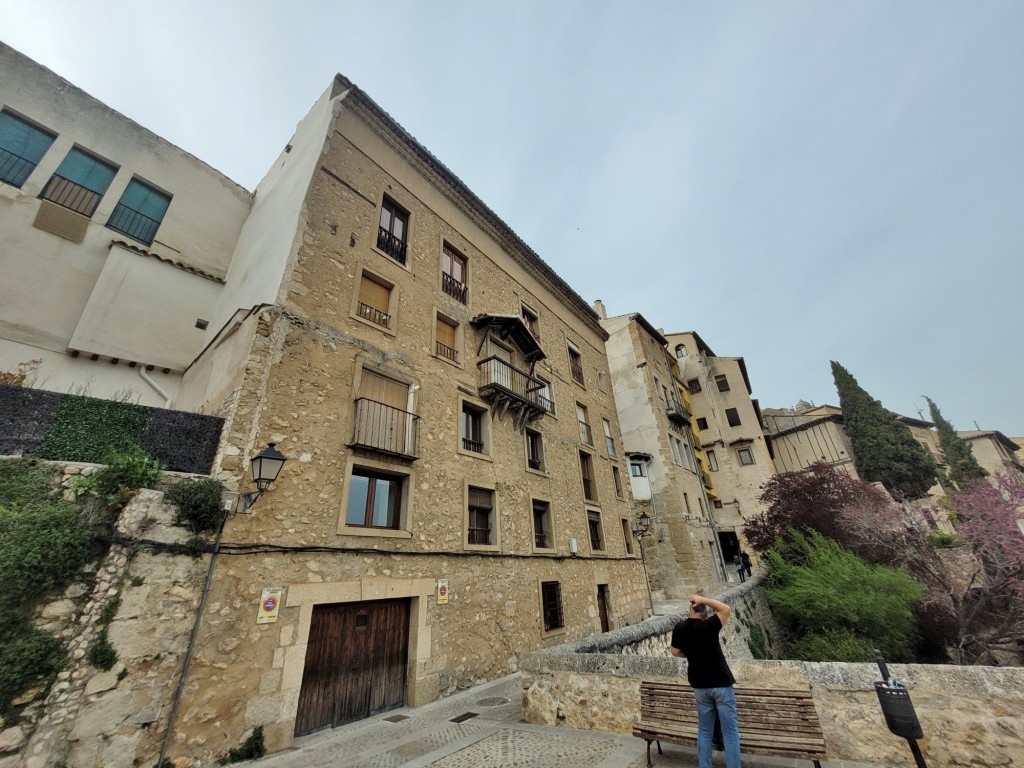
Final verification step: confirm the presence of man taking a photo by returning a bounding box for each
[670,594,741,767]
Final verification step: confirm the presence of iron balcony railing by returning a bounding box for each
[357,302,392,329]
[40,175,102,217]
[441,272,467,303]
[0,147,37,187]
[351,398,418,458]
[535,531,550,548]
[436,340,458,363]
[462,437,484,453]
[468,527,491,545]
[107,203,161,245]
[377,226,407,264]
[528,457,544,471]
[477,356,550,416]
[666,398,692,424]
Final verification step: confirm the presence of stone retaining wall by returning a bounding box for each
[522,583,1024,767]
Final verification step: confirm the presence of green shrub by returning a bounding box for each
[165,478,226,533]
[76,447,164,508]
[0,629,64,712]
[0,500,91,599]
[219,726,266,764]
[747,623,769,660]
[788,628,877,663]
[88,629,117,671]
[0,459,59,508]
[99,593,122,625]
[931,531,958,548]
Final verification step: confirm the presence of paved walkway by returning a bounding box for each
[250,673,879,768]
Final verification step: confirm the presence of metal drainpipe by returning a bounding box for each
[156,501,232,766]
[139,367,173,408]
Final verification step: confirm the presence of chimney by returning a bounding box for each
[593,299,607,320]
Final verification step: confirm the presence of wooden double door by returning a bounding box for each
[294,598,410,736]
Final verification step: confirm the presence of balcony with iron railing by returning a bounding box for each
[40,175,102,217]
[468,527,492,545]
[528,457,544,472]
[535,531,550,548]
[441,272,468,303]
[462,437,484,453]
[477,356,549,422]
[569,358,585,385]
[350,398,418,459]
[107,203,162,245]
[0,147,37,187]
[357,302,392,329]
[436,340,458,363]
[666,397,692,424]
[377,227,408,264]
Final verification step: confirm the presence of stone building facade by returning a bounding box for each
[664,332,774,564]
[598,310,727,598]
[160,77,648,761]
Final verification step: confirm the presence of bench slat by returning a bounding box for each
[635,681,827,763]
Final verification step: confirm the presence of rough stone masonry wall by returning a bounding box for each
[1,464,208,768]
[521,582,1023,768]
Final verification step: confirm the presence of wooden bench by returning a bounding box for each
[634,680,827,767]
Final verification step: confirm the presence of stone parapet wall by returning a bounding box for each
[522,585,1024,767]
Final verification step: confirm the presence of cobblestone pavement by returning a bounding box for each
[248,673,879,768]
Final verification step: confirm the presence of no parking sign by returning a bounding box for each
[256,588,283,624]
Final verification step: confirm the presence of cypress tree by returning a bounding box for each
[830,361,937,499]
[925,396,987,490]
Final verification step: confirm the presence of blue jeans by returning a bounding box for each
[694,686,741,768]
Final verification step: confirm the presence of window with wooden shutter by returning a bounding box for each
[435,315,458,362]
[358,275,392,328]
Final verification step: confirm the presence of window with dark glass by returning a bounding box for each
[533,500,552,549]
[345,468,402,528]
[106,178,171,245]
[526,428,545,471]
[541,581,564,631]
[357,274,392,328]
[715,374,731,393]
[726,408,742,427]
[696,417,708,430]
[40,147,117,217]
[675,344,687,358]
[588,510,604,551]
[461,403,485,453]
[467,486,494,545]
[377,196,409,264]
[0,110,55,187]
[630,461,646,477]
[687,378,701,394]
[612,466,623,498]
[441,243,467,302]
[567,343,584,386]
[579,451,597,502]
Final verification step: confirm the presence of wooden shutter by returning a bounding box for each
[359,275,390,312]
[436,317,456,348]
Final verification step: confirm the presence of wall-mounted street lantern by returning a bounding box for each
[241,442,287,511]
[632,509,653,540]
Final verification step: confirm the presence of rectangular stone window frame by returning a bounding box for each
[350,264,399,336]
[464,482,499,551]
[458,394,492,460]
[586,506,605,554]
[525,427,546,475]
[706,449,719,471]
[621,517,635,555]
[440,239,468,303]
[737,447,755,466]
[603,418,617,459]
[520,301,540,340]
[612,465,624,499]
[531,497,555,553]
[539,579,566,636]
[579,448,598,503]
[338,454,415,539]
[576,402,593,447]
[567,340,585,387]
[432,308,462,368]
[374,192,412,269]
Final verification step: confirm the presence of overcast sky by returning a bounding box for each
[3,1,1022,435]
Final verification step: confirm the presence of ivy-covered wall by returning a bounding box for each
[0,384,223,474]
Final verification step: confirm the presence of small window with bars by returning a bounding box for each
[526,428,545,472]
[0,110,56,187]
[442,243,468,302]
[106,178,171,245]
[541,580,564,631]
[40,147,117,217]
[687,378,702,394]
[588,510,604,552]
[357,273,393,329]
[435,314,459,363]
[378,196,409,264]
[567,343,584,386]
[461,403,486,454]
[532,500,552,549]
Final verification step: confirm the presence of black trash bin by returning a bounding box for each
[874,681,924,741]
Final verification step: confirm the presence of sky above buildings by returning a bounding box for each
[3,1,1022,435]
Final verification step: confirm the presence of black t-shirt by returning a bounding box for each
[671,615,736,689]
